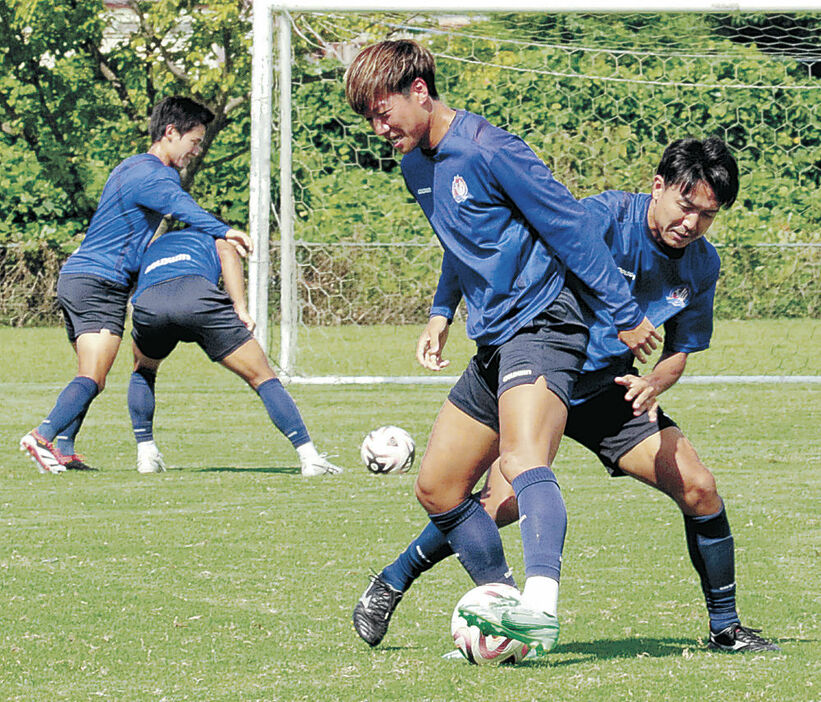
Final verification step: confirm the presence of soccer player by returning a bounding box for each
[346,39,659,655]
[352,137,779,653]
[127,226,343,477]
[19,96,252,473]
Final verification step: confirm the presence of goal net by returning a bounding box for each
[250,3,820,384]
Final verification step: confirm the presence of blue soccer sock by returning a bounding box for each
[256,378,311,449]
[429,495,515,587]
[380,520,455,593]
[37,376,99,443]
[513,466,567,583]
[683,503,739,632]
[128,368,157,444]
[55,407,88,456]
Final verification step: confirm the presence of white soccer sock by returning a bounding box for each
[137,440,159,456]
[296,441,318,462]
[521,576,559,616]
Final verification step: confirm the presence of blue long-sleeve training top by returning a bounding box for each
[61,153,229,287]
[408,110,643,347]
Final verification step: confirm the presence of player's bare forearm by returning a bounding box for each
[617,316,663,364]
[225,228,253,257]
[216,239,249,312]
[615,351,688,420]
[416,315,451,371]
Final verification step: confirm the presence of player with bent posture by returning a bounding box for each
[346,40,659,654]
[19,96,252,473]
[127,227,343,477]
[353,137,779,653]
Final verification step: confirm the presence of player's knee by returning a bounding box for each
[680,469,719,512]
[414,474,458,515]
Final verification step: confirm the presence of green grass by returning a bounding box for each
[0,324,819,701]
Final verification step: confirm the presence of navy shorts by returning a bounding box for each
[131,276,253,362]
[565,380,678,476]
[57,274,131,342]
[447,286,589,433]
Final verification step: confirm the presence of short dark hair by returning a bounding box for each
[346,40,439,116]
[656,136,739,208]
[149,96,214,142]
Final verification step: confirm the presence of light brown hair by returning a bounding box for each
[345,40,438,115]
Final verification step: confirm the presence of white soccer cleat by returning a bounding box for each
[20,430,66,474]
[137,442,166,474]
[300,452,343,477]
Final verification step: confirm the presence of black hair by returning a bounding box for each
[149,96,214,143]
[656,136,739,208]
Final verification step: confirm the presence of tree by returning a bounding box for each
[0,0,253,248]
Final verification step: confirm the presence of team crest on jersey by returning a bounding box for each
[451,174,469,203]
[666,286,690,307]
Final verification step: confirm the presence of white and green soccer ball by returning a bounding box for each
[451,583,530,665]
[360,425,415,474]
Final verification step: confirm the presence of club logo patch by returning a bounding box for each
[666,286,690,308]
[451,174,469,203]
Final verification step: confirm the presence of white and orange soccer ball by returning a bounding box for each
[360,425,415,474]
[451,583,530,665]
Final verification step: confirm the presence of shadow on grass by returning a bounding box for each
[198,466,301,474]
[521,637,694,666]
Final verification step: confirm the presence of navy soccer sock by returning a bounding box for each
[381,520,455,592]
[128,368,157,443]
[256,378,311,448]
[683,503,739,632]
[513,466,567,582]
[37,376,99,443]
[429,495,515,587]
[55,407,88,456]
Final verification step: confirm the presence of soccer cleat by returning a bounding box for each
[20,431,66,474]
[353,573,403,646]
[137,442,166,474]
[459,600,560,654]
[300,453,343,477]
[59,453,97,471]
[708,624,780,652]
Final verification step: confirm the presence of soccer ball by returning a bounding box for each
[451,583,530,665]
[360,425,415,474]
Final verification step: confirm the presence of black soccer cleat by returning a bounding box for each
[708,624,780,653]
[353,573,403,646]
[61,454,97,471]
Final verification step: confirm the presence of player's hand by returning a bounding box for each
[614,374,659,422]
[416,316,451,371]
[236,307,256,333]
[617,316,662,364]
[226,229,253,257]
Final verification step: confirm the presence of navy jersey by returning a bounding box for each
[572,190,720,403]
[132,227,221,302]
[61,154,229,286]
[410,111,642,347]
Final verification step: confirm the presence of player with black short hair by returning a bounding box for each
[127,227,342,477]
[346,39,659,655]
[19,96,252,474]
[353,137,779,654]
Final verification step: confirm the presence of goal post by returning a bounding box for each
[250,2,821,384]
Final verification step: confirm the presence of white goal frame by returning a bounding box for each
[249,0,821,385]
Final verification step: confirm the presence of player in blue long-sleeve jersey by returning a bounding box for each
[345,40,660,654]
[126,227,342,477]
[353,137,779,653]
[19,96,252,474]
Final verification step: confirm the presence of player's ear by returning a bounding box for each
[651,174,666,200]
[164,124,179,140]
[409,76,430,104]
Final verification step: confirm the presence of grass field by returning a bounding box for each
[1,324,819,701]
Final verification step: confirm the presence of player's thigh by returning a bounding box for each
[416,399,499,514]
[618,426,720,515]
[75,330,122,387]
[498,376,567,481]
[219,338,276,389]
